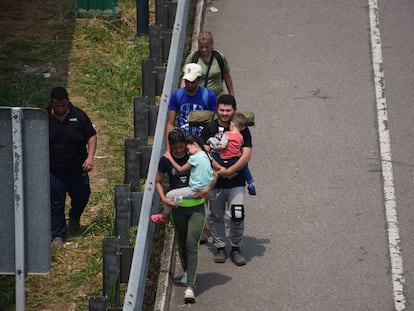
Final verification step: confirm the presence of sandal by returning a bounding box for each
[150,213,169,224]
[184,288,195,303]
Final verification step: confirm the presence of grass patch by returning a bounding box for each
[0,0,161,310]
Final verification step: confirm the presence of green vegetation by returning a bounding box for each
[0,0,160,310]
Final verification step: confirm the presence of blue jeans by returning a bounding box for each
[50,174,90,239]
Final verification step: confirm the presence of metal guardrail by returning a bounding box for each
[122,0,191,310]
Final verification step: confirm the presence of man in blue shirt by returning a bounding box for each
[166,63,217,150]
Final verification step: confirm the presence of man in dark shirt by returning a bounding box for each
[48,87,97,247]
[201,95,252,266]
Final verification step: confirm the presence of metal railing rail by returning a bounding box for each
[122,0,191,309]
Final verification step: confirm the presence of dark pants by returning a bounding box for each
[50,173,90,239]
[171,203,206,287]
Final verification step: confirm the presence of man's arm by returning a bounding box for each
[195,171,218,198]
[218,146,251,178]
[164,151,191,173]
[82,134,97,172]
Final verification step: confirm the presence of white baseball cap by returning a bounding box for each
[182,63,202,82]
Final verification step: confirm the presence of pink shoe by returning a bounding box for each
[151,214,169,224]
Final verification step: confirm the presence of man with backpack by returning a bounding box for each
[166,63,217,150]
[181,31,234,98]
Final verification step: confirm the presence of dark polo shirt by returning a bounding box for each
[48,103,96,175]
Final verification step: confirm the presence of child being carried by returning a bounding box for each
[151,134,214,224]
[207,112,256,195]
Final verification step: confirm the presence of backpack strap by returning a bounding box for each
[191,50,201,63]
[175,87,185,105]
[190,50,225,81]
[200,86,209,108]
[212,50,225,81]
[176,86,209,108]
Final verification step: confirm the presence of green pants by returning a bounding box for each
[171,202,206,287]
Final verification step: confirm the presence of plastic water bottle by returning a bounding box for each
[215,127,224,140]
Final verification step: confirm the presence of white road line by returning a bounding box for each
[368,1,406,310]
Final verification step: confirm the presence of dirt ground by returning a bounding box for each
[0,1,116,310]
[0,0,76,88]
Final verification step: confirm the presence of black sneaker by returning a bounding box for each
[214,248,226,263]
[68,218,81,234]
[230,250,246,266]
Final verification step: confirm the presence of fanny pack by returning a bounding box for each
[179,198,205,207]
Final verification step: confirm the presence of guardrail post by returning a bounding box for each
[136,0,149,35]
[114,185,132,246]
[140,146,153,179]
[103,237,121,307]
[124,139,142,191]
[131,191,144,226]
[164,2,177,29]
[150,25,163,66]
[120,246,134,283]
[162,31,172,61]
[155,0,168,29]
[88,296,108,311]
[133,97,150,143]
[148,105,159,136]
[142,58,156,103]
[155,66,166,96]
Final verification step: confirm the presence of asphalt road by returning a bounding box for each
[168,0,414,310]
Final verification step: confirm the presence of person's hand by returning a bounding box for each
[164,151,172,161]
[163,197,178,208]
[82,158,94,172]
[195,188,209,199]
[217,167,237,179]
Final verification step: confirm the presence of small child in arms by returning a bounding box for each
[208,112,256,195]
[151,134,214,224]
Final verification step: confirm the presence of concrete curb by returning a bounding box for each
[153,226,176,311]
[190,0,206,52]
[153,1,206,310]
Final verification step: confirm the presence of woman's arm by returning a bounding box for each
[223,72,234,97]
[164,151,192,173]
[155,170,177,208]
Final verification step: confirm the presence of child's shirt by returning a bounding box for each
[220,132,243,159]
[188,151,213,190]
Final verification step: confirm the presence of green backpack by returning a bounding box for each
[188,110,255,126]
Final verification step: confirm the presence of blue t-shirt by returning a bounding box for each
[168,86,217,135]
[188,151,213,190]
